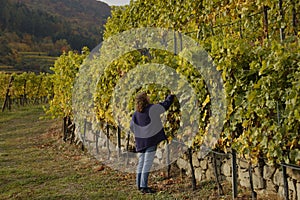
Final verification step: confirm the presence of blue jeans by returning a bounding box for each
[136,145,157,189]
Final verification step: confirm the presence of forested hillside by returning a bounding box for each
[0,0,111,72]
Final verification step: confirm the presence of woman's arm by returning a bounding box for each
[159,94,175,111]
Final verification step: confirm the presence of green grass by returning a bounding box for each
[1,105,277,200]
[0,105,190,199]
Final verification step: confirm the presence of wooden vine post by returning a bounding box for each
[231,148,238,198]
[117,126,121,158]
[2,75,14,112]
[188,147,197,190]
[166,142,171,178]
[21,78,27,106]
[106,123,111,160]
[263,5,269,39]
[212,152,224,196]
[231,130,238,199]
[34,76,43,104]
[248,161,257,199]
[81,119,87,151]
[95,130,100,154]
[126,132,130,166]
[282,163,289,200]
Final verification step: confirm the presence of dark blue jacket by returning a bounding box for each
[130,95,175,152]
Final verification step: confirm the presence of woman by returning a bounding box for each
[130,92,175,194]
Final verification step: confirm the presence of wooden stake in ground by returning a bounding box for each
[2,75,14,112]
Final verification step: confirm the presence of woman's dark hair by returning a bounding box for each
[135,92,149,112]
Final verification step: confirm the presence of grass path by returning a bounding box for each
[0,105,204,199]
[1,105,278,200]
